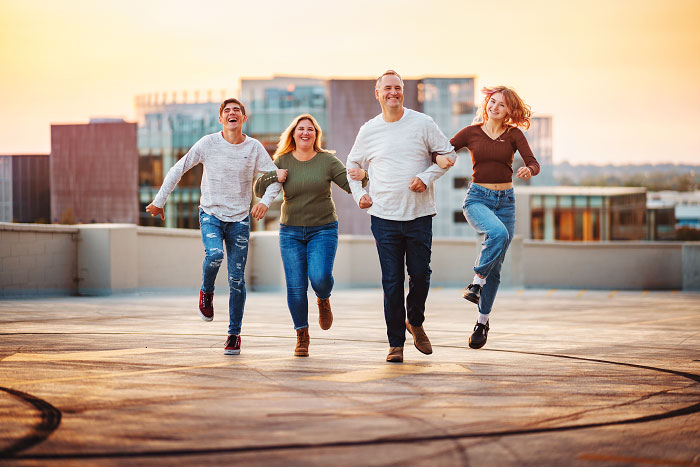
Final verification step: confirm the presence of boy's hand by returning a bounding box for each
[251,203,268,220]
[436,154,454,169]
[146,203,165,220]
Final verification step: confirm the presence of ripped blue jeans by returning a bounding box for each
[199,209,250,335]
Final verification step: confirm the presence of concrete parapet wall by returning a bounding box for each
[523,241,683,290]
[2,223,699,296]
[0,223,78,296]
[137,226,229,291]
[682,243,700,291]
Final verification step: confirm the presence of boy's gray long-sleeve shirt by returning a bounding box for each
[153,132,281,222]
[345,108,456,221]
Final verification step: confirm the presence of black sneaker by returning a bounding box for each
[468,321,489,349]
[463,284,481,304]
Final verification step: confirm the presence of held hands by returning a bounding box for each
[435,154,455,169]
[145,203,165,220]
[250,203,268,220]
[359,194,373,209]
[408,177,426,193]
[347,168,366,181]
[276,169,288,183]
[516,167,533,180]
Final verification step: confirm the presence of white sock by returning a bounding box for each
[478,313,490,325]
[472,274,486,286]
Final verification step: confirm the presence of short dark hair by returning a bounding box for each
[219,98,246,116]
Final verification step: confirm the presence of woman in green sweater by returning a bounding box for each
[254,114,367,357]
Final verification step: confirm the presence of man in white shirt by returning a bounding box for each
[346,71,456,363]
[146,98,283,356]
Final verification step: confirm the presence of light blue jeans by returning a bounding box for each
[462,183,515,316]
[199,210,250,335]
[279,221,338,330]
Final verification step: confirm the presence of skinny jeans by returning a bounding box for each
[199,210,250,335]
[462,183,515,316]
[279,221,338,330]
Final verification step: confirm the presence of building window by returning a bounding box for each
[453,211,467,223]
[453,177,470,189]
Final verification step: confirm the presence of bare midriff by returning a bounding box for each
[474,181,513,191]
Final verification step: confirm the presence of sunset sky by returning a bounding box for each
[1,0,698,165]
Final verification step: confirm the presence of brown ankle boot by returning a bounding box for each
[294,327,309,357]
[317,297,333,330]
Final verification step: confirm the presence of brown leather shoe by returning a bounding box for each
[386,346,404,363]
[294,327,309,357]
[317,297,333,330]
[406,320,433,355]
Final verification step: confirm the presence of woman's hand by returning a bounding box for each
[436,155,455,169]
[516,167,532,179]
[348,168,366,181]
[276,169,288,183]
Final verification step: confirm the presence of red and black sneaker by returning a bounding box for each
[224,335,241,355]
[199,290,214,321]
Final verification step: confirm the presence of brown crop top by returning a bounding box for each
[449,124,540,184]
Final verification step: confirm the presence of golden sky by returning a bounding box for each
[1,0,699,165]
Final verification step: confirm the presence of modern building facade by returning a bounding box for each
[514,186,648,241]
[522,115,555,186]
[0,154,50,223]
[50,120,138,224]
[647,190,700,229]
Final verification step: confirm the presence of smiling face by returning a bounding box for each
[293,118,316,151]
[218,102,247,131]
[375,74,404,112]
[486,92,510,122]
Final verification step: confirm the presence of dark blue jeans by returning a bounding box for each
[279,221,338,329]
[462,183,516,315]
[370,215,432,347]
[199,210,250,335]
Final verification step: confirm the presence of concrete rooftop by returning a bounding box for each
[1,288,699,466]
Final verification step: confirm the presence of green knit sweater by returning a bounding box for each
[254,151,367,227]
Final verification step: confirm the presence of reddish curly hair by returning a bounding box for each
[480,86,531,130]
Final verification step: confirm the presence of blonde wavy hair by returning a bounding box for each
[273,113,334,158]
[476,86,531,130]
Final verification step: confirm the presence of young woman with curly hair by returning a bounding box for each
[443,86,540,350]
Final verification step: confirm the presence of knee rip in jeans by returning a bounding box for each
[206,233,217,238]
[228,275,244,289]
[236,235,249,249]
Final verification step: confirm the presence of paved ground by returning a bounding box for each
[0,288,699,466]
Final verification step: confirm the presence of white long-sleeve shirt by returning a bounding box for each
[346,108,456,221]
[153,132,281,223]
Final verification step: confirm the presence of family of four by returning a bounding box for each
[146,70,539,362]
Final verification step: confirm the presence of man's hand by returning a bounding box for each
[359,194,373,209]
[146,203,165,220]
[276,169,288,182]
[408,177,426,193]
[347,168,366,181]
[516,167,532,180]
[251,203,268,220]
[435,155,455,169]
